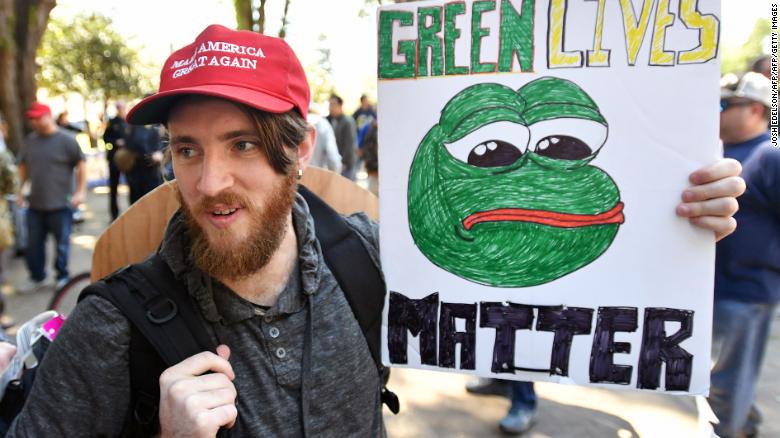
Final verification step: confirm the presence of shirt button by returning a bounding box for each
[276,347,286,359]
[269,327,280,338]
[264,316,273,323]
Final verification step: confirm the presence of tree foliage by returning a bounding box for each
[722,18,771,75]
[306,34,335,104]
[37,13,149,104]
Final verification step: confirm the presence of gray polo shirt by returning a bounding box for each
[8,194,384,437]
[18,129,84,211]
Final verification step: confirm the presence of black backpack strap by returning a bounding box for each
[82,254,216,366]
[298,186,399,413]
[130,255,217,363]
[79,253,217,436]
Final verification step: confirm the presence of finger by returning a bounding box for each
[217,344,231,361]
[160,351,234,383]
[169,372,234,395]
[222,404,239,429]
[676,197,739,218]
[185,387,237,412]
[689,216,737,242]
[194,403,238,432]
[688,158,742,185]
[681,176,746,203]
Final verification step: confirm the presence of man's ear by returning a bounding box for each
[297,123,316,172]
[750,102,767,119]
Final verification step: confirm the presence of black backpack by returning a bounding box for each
[2,187,397,436]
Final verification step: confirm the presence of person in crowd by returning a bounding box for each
[5,25,744,437]
[124,123,164,203]
[709,71,779,438]
[327,93,357,180]
[466,379,536,435]
[353,95,376,176]
[353,94,376,133]
[102,101,130,220]
[308,106,341,173]
[361,120,378,195]
[15,102,85,293]
[751,55,770,79]
[353,94,377,148]
[54,112,82,133]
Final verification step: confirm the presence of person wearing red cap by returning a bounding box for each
[15,101,85,294]
[5,25,745,437]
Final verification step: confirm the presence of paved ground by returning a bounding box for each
[3,174,778,438]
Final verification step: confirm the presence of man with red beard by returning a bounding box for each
[9,25,383,437]
[6,25,746,437]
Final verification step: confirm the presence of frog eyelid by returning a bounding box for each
[443,121,530,164]
[527,118,608,156]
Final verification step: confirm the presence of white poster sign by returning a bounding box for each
[378,0,721,394]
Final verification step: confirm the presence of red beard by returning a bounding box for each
[178,173,297,280]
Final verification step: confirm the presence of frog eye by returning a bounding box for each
[444,122,529,168]
[528,118,607,160]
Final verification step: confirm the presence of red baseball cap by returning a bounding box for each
[25,102,52,119]
[127,25,310,125]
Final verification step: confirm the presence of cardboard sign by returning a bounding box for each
[378,0,720,394]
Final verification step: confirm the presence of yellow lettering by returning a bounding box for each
[548,0,583,68]
[586,0,610,66]
[618,0,654,65]
[650,0,674,65]
[678,0,719,64]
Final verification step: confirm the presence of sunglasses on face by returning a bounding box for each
[720,99,754,112]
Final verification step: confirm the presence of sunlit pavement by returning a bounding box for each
[3,170,778,438]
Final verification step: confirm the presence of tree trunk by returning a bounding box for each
[234,0,253,31]
[278,0,292,39]
[257,0,267,34]
[0,0,56,154]
[0,0,24,154]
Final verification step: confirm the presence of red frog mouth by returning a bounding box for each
[462,202,625,230]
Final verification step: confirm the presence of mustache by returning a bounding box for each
[194,192,252,213]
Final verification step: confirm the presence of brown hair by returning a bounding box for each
[239,106,308,174]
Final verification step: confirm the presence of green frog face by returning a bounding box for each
[408,77,624,287]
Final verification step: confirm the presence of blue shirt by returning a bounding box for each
[715,132,780,303]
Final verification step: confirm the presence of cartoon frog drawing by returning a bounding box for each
[408,77,625,287]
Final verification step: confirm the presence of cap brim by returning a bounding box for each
[24,111,48,119]
[126,84,296,125]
